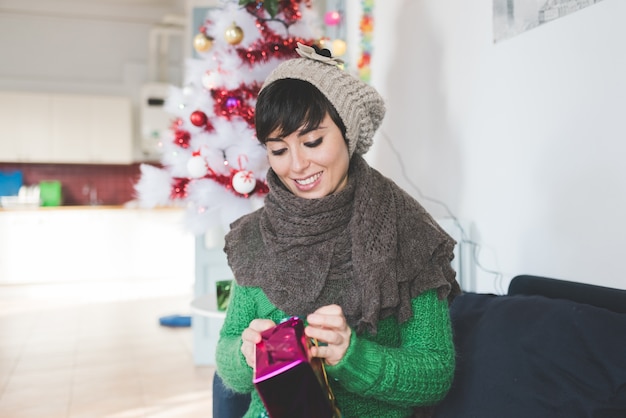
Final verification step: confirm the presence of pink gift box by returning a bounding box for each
[254,317,338,418]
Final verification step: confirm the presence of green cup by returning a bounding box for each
[39,180,62,206]
[216,280,234,312]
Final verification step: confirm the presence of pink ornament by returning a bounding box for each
[324,10,341,26]
[232,170,256,195]
[225,96,242,112]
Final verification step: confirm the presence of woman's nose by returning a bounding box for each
[290,148,308,172]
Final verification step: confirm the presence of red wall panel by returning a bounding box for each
[0,163,147,206]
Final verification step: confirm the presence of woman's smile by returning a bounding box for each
[266,113,349,199]
[294,172,322,188]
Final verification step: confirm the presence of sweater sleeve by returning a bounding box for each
[325,289,455,406]
[215,282,256,393]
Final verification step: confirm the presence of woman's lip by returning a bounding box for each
[293,172,322,191]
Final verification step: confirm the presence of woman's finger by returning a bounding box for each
[249,318,276,332]
[305,325,343,345]
[240,318,276,369]
[305,305,351,366]
[307,304,347,329]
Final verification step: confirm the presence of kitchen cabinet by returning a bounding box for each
[0,92,53,161]
[0,92,133,164]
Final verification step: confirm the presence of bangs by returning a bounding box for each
[255,78,345,144]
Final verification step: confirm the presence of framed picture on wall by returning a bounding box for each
[493,0,606,43]
[185,0,223,60]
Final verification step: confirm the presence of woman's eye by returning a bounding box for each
[304,137,323,148]
[270,148,287,156]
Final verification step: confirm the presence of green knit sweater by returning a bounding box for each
[216,284,455,418]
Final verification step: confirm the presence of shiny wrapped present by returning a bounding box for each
[254,317,340,418]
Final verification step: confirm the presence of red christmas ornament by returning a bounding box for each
[170,178,190,199]
[190,110,208,127]
[174,129,191,148]
[243,0,302,22]
[211,84,260,127]
[170,117,184,130]
[236,28,313,66]
[280,0,303,25]
[255,180,269,195]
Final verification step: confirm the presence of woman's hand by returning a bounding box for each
[305,304,352,366]
[241,318,276,369]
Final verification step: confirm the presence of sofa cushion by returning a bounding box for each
[434,293,626,418]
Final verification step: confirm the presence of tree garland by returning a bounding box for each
[357,0,373,83]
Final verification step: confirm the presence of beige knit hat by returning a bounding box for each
[261,43,386,157]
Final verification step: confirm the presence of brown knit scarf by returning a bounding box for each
[224,155,460,334]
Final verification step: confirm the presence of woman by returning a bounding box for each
[215,43,461,418]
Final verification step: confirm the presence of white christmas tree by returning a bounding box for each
[135,0,324,235]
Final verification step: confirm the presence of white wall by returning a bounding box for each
[0,0,185,93]
[0,0,185,160]
[3,1,624,293]
[368,0,625,293]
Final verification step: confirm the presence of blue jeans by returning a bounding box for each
[213,372,251,418]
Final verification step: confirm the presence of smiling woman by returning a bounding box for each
[216,43,461,418]
[260,83,350,199]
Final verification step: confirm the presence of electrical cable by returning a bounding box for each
[380,130,505,294]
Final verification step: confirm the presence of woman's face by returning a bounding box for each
[265,113,350,199]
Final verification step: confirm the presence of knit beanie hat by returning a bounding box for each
[261,43,386,157]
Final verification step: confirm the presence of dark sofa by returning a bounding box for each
[213,275,626,418]
[434,275,626,418]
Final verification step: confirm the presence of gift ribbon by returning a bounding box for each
[311,338,342,418]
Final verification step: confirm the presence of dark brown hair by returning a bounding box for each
[255,78,346,145]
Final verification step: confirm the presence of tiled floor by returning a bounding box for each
[0,280,216,418]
